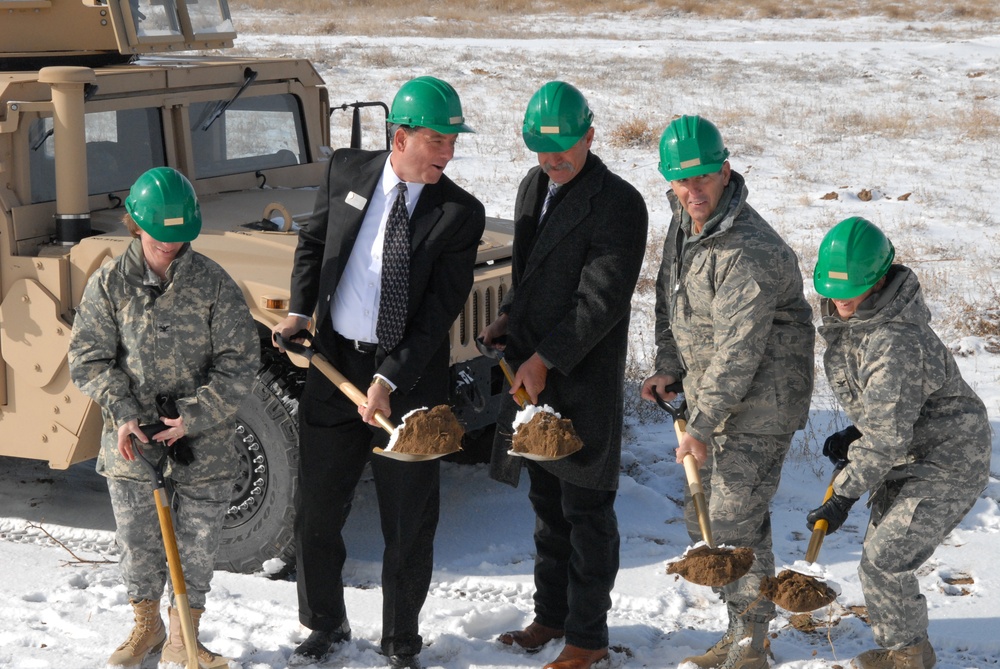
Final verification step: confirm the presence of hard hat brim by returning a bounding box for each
[660,161,725,182]
[523,131,582,153]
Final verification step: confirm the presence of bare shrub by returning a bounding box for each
[954,298,1000,353]
[609,117,658,149]
[635,226,666,300]
[956,102,1000,142]
[359,47,395,69]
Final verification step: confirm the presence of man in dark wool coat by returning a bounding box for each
[480,81,648,669]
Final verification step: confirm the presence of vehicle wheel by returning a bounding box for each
[215,353,303,575]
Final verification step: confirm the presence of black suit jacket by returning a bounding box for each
[490,153,648,490]
[290,148,485,393]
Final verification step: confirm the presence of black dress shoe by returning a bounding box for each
[388,654,422,669]
[288,622,352,665]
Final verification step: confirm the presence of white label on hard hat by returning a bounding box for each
[164,217,185,227]
[680,158,702,169]
[450,116,464,124]
[540,126,560,134]
[829,271,849,280]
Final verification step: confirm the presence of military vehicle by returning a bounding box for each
[0,0,511,573]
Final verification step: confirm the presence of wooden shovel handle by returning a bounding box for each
[674,417,715,548]
[275,331,395,434]
[309,353,396,435]
[153,487,199,669]
[498,357,533,408]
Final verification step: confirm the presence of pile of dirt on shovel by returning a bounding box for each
[760,569,837,612]
[390,405,464,455]
[512,406,583,458]
[667,545,755,587]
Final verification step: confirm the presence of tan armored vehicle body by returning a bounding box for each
[0,0,511,572]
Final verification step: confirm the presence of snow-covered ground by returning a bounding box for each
[2,11,1000,669]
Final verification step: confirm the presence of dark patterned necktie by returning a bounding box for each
[376,182,410,351]
[539,181,559,224]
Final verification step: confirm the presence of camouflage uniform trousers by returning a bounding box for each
[107,475,230,609]
[859,480,979,650]
[684,431,792,620]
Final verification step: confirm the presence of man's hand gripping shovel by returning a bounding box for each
[274,331,461,460]
[475,336,582,460]
[474,335,531,408]
[652,384,712,546]
[131,434,199,669]
[653,386,754,588]
[276,331,395,433]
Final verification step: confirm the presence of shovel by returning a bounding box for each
[654,386,755,588]
[759,468,841,612]
[275,332,461,460]
[475,335,581,459]
[805,470,839,564]
[652,385,712,547]
[275,331,395,434]
[474,335,531,408]
[131,436,199,669]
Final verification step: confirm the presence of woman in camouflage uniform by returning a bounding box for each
[68,167,258,669]
[808,217,991,669]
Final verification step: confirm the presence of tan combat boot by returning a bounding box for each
[159,606,230,668]
[682,632,736,669]
[853,639,936,669]
[718,615,770,669]
[107,599,166,667]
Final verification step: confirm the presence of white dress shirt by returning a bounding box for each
[327,154,424,344]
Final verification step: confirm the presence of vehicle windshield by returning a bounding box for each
[191,93,307,178]
[27,92,306,203]
[29,107,166,203]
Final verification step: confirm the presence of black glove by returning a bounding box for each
[154,394,194,466]
[822,425,861,468]
[806,494,857,534]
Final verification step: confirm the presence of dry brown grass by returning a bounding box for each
[231,0,1000,34]
[608,117,659,150]
[955,102,1000,142]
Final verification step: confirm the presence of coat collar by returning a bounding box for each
[521,152,606,278]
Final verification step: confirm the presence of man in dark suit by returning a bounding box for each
[481,82,648,669]
[272,76,485,669]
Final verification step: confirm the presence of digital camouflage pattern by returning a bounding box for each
[69,237,257,604]
[653,170,814,444]
[685,431,791,620]
[653,170,814,620]
[69,238,258,484]
[107,477,230,608]
[819,264,990,649]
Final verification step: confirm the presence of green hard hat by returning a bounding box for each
[386,76,473,134]
[814,217,895,299]
[125,167,201,243]
[658,115,730,181]
[522,81,594,153]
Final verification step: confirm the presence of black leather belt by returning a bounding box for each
[337,332,377,354]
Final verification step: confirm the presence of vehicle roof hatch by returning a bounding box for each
[1,0,236,68]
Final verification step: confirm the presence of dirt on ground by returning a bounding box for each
[761,569,838,612]
[666,545,755,587]
[391,405,464,455]
[512,410,583,458]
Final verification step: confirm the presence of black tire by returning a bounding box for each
[215,352,303,575]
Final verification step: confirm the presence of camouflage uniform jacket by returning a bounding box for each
[653,171,814,444]
[69,238,258,483]
[820,265,991,500]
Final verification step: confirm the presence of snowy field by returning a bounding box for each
[2,10,1000,669]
